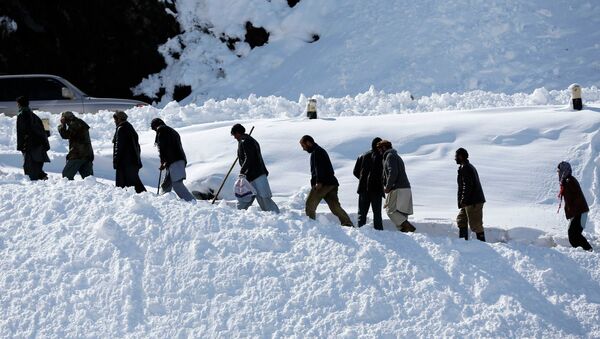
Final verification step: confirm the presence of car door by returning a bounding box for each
[0,78,21,116]
[21,77,84,114]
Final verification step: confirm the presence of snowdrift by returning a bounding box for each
[1,176,599,337]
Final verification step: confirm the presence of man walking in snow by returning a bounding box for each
[151,118,194,201]
[557,161,593,251]
[300,135,353,227]
[378,140,416,233]
[58,111,94,180]
[231,124,280,213]
[112,111,146,193]
[353,137,384,230]
[455,148,486,241]
[16,96,50,180]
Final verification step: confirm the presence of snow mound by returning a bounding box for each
[1,176,599,337]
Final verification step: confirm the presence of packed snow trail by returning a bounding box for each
[0,176,599,337]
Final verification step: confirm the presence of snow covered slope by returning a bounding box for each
[1,176,599,337]
[135,0,600,104]
[1,88,600,336]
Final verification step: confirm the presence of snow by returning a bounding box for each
[134,0,600,104]
[0,16,17,34]
[1,87,600,336]
[1,177,599,337]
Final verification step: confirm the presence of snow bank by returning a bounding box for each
[135,0,600,103]
[1,91,600,237]
[1,176,599,337]
[1,86,597,152]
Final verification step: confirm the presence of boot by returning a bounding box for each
[459,227,468,240]
[400,220,416,233]
[476,232,486,242]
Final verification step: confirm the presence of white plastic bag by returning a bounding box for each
[234,175,256,203]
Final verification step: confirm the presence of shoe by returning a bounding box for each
[459,227,468,240]
[476,232,486,242]
[400,221,416,233]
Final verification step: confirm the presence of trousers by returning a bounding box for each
[237,174,280,213]
[161,160,194,201]
[62,159,93,180]
[306,185,353,226]
[568,213,593,251]
[456,203,484,233]
[358,192,383,229]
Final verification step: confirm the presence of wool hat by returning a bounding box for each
[113,110,128,121]
[377,140,392,149]
[456,148,469,159]
[150,118,165,130]
[61,111,75,120]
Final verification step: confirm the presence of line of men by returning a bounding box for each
[14,96,593,249]
[237,126,592,250]
[16,96,201,201]
[231,125,487,241]
[12,95,492,242]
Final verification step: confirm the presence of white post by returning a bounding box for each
[306,98,317,119]
[569,83,583,110]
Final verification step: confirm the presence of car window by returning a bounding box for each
[21,77,66,100]
[0,78,22,102]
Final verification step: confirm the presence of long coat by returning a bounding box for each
[113,121,143,170]
[16,107,50,154]
[562,176,589,219]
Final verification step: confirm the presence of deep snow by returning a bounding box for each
[134,0,600,104]
[1,177,600,337]
[1,87,600,336]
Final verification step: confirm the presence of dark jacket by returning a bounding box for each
[113,121,143,170]
[58,117,94,161]
[16,107,50,153]
[382,149,411,191]
[155,125,186,166]
[353,149,384,196]
[562,176,589,219]
[457,160,485,208]
[309,143,339,187]
[237,134,268,182]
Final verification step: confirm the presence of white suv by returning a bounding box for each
[0,74,148,116]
